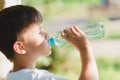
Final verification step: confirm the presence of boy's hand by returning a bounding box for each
[61,26,89,50]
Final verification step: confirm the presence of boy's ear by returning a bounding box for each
[13,41,26,54]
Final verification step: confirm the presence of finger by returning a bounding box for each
[73,26,81,32]
[61,30,65,37]
[64,28,72,37]
[70,26,85,36]
[69,26,79,35]
[61,29,69,38]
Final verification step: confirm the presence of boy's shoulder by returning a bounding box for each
[7,69,49,79]
[6,69,68,80]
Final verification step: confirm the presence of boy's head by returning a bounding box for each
[0,5,44,61]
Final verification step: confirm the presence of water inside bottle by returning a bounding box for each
[79,22,105,39]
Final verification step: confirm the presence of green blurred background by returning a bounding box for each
[22,0,120,80]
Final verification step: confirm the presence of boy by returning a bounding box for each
[0,5,98,80]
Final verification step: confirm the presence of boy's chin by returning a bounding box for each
[41,50,52,57]
[46,50,52,56]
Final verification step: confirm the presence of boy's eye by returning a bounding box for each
[38,27,42,34]
[39,31,41,34]
[39,29,44,35]
[39,29,42,34]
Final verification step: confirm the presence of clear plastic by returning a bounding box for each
[48,22,105,47]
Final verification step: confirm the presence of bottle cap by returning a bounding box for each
[48,37,56,47]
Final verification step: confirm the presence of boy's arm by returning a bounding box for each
[78,42,99,80]
[61,26,99,80]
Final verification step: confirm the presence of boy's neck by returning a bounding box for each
[13,62,36,72]
[12,56,37,72]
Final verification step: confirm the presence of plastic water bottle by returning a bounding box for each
[48,22,105,47]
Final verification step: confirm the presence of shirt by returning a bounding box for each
[6,69,68,80]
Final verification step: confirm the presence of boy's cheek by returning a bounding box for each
[38,40,51,55]
[40,39,50,47]
[38,36,44,44]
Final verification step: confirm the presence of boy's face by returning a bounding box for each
[21,23,51,57]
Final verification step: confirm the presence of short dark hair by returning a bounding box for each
[0,5,43,61]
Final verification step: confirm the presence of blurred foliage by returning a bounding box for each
[22,0,101,5]
[97,58,120,80]
[22,0,102,20]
